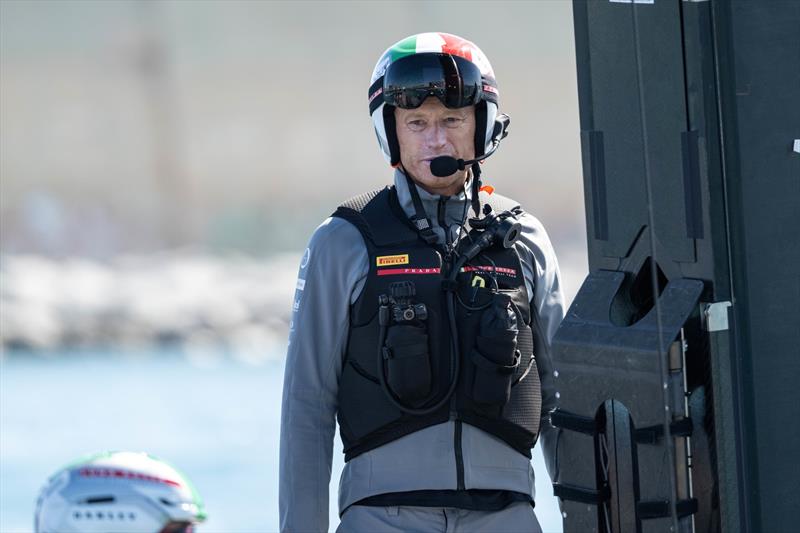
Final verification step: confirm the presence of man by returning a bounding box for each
[280,32,564,532]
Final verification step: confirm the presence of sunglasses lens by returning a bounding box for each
[392,87,430,109]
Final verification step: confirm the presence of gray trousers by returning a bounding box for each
[336,501,543,533]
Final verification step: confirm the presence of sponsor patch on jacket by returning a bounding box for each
[377,267,441,276]
[460,265,517,277]
[376,254,409,267]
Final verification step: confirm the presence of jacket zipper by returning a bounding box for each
[454,415,465,490]
[439,195,466,491]
[438,196,451,259]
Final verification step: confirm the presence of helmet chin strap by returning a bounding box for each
[471,161,483,218]
[402,171,439,244]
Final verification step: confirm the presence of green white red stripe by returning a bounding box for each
[371,32,495,83]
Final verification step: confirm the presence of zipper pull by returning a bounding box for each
[449,390,459,419]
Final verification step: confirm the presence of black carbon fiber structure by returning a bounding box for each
[553,1,800,532]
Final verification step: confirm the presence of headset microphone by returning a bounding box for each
[429,114,510,177]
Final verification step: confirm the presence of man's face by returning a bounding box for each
[395,98,476,197]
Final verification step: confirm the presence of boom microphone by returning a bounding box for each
[429,156,466,177]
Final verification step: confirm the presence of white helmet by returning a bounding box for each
[368,32,500,166]
[34,451,206,533]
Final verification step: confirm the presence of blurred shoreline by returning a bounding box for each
[0,251,298,359]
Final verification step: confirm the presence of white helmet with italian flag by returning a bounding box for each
[34,451,206,533]
[368,32,500,166]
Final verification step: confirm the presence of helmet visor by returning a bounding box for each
[379,53,488,111]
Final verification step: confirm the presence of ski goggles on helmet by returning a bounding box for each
[369,53,497,115]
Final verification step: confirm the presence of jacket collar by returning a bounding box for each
[393,168,473,233]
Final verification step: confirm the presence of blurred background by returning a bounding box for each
[0,1,586,531]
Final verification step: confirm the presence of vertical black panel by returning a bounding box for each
[584,0,648,260]
[720,1,800,530]
[579,0,696,268]
[631,0,695,264]
[563,0,800,532]
[678,0,730,293]
[582,130,608,241]
[606,401,638,533]
[681,130,704,239]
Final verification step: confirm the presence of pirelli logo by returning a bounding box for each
[376,254,409,267]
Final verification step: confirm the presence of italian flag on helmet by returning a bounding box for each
[369,32,499,166]
[370,32,495,84]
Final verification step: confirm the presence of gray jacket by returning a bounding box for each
[279,169,565,532]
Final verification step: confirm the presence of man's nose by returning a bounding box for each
[424,121,448,147]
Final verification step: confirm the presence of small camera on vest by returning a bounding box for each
[378,281,429,324]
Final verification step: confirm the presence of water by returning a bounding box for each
[1,350,563,532]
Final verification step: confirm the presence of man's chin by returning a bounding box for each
[417,174,467,195]
[419,173,448,187]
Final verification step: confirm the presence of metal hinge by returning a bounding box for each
[702,301,732,332]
